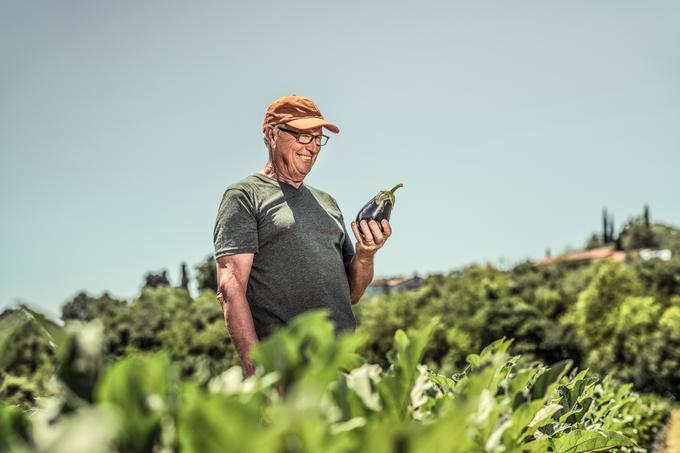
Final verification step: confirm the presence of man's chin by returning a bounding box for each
[296,166,313,178]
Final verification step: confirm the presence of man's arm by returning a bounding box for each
[345,253,374,305]
[345,219,392,305]
[215,253,258,376]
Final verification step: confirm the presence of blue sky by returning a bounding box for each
[2,0,679,318]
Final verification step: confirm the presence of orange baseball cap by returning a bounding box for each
[263,95,340,134]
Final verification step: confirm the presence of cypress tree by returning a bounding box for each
[644,204,650,227]
[180,262,189,289]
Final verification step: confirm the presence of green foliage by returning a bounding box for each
[178,383,275,453]
[2,220,679,450]
[585,232,604,250]
[0,403,30,452]
[357,255,680,401]
[570,263,642,347]
[620,217,659,250]
[619,218,680,253]
[195,254,217,292]
[376,321,436,420]
[59,286,237,381]
[0,313,668,452]
[61,291,126,322]
[143,269,171,288]
[251,310,365,396]
[633,255,680,302]
[58,321,106,402]
[0,306,65,407]
[357,264,584,377]
[2,287,238,408]
[96,353,180,452]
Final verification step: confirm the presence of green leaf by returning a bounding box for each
[428,372,457,390]
[0,403,31,451]
[19,305,67,351]
[58,321,106,402]
[179,383,275,453]
[251,310,364,398]
[509,368,539,410]
[344,364,383,412]
[466,353,481,368]
[552,430,636,453]
[95,353,179,452]
[504,399,545,444]
[377,321,437,420]
[530,360,571,400]
[519,437,551,452]
[508,368,539,398]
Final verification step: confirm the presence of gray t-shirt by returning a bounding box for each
[213,173,357,339]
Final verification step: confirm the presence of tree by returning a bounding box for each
[620,219,658,250]
[585,233,602,250]
[195,255,217,293]
[144,270,170,289]
[179,263,190,290]
[570,262,642,350]
[644,204,650,227]
[633,256,680,302]
[61,291,126,322]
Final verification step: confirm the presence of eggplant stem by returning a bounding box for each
[389,183,404,194]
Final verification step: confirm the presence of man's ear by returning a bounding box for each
[264,127,276,147]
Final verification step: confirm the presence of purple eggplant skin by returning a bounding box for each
[355,184,403,234]
[356,200,393,230]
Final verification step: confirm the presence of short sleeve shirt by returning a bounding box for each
[213,173,356,339]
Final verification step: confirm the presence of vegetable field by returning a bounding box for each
[0,309,669,452]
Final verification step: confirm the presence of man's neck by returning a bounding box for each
[259,162,304,189]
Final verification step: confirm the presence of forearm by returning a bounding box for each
[219,287,259,376]
[346,252,375,305]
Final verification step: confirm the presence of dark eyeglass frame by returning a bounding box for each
[278,127,330,146]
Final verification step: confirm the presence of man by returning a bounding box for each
[213,95,391,376]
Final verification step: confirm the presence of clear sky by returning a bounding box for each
[2,0,679,318]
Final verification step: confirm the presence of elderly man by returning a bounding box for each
[213,95,391,375]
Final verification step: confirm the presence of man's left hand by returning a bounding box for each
[351,219,392,260]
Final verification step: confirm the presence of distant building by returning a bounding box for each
[535,246,626,266]
[364,275,425,299]
[639,249,672,261]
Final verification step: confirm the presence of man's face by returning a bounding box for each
[268,125,323,182]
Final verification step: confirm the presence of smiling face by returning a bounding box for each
[265,125,322,185]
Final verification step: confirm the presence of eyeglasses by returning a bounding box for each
[278,127,329,146]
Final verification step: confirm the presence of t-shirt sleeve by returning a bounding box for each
[213,188,259,259]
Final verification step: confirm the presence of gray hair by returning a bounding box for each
[263,124,283,151]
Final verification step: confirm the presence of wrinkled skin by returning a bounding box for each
[262,126,322,188]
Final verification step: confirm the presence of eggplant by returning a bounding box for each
[355,183,403,233]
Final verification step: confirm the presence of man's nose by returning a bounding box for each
[306,140,321,153]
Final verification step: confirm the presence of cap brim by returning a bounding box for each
[286,117,340,134]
